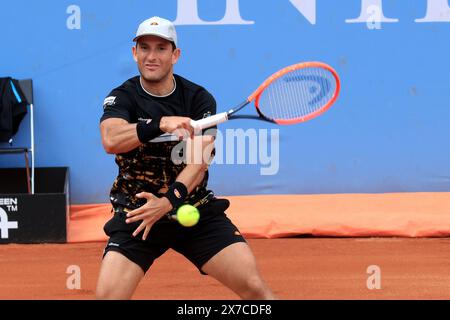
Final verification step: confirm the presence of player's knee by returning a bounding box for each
[95,286,111,300]
[241,276,268,300]
[95,284,119,300]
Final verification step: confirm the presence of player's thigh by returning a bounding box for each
[201,242,263,291]
[96,250,144,300]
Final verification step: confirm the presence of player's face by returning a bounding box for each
[133,36,180,83]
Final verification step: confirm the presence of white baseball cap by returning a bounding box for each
[133,16,178,47]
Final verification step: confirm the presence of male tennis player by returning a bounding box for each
[96,16,275,300]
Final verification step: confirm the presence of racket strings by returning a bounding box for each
[258,67,337,122]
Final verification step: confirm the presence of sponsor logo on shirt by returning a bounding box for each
[203,111,212,119]
[103,96,116,108]
[138,118,153,125]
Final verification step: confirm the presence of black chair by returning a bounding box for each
[0,79,34,194]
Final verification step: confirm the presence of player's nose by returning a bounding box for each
[144,49,158,61]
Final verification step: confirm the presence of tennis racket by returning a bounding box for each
[191,62,340,130]
[150,61,340,142]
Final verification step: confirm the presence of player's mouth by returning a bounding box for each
[145,64,160,71]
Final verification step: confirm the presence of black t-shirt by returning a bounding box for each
[100,74,216,209]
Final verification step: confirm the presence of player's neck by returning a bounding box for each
[140,74,176,98]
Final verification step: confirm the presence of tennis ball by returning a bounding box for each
[176,205,200,227]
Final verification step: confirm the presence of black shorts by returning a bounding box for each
[102,198,246,274]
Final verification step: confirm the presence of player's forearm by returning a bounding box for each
[102,123,141,154]
[157,165,205,212]
[176,164,207,194]
[175,136,214,193]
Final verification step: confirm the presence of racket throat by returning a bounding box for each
[228,100,251,116]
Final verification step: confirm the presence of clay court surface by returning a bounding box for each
[1,238,450,300]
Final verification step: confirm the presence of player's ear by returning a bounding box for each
[172,48,181,65]
[132,45,138,62]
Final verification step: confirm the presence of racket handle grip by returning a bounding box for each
[190,112,228,132]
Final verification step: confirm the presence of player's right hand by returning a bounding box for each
[160,116,194,140]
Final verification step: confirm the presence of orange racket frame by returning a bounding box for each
[189,61,341,132]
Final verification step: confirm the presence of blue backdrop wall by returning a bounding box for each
[1,0,449,204]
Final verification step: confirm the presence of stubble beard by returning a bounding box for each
[140,65,172,84]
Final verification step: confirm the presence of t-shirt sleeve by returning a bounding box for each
[191,89,217,136]
[100,89,134,123]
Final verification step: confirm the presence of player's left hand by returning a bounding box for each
[125,192,173,240]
